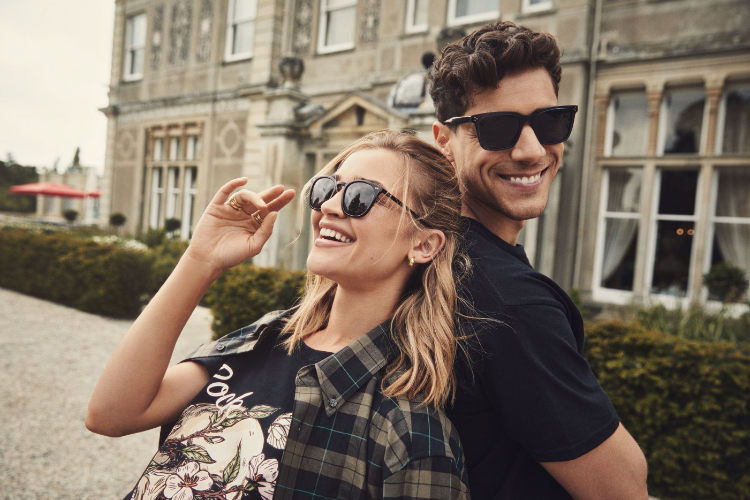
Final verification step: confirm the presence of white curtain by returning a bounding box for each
[715,170,750,276]
[602,218,638,283]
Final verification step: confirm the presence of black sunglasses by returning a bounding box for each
[308,175,426,223]
[444,105,578,151]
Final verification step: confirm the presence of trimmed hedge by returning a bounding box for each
[585,321,750,500]
[204,263,306,339]
[0,227,153,318]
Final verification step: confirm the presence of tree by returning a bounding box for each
[0,158,39,213]
[63,209,78,223]
[109,213,127,235]
[69,147,81,172]
[165,217,181,238]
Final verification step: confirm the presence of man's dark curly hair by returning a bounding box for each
[428,21,562,123]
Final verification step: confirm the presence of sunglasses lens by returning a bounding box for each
[534,108,575,144]
[343,181,378,217]
[310,177,336,210]
[477,114,521,150]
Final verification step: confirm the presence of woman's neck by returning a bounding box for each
[304,284,403,353]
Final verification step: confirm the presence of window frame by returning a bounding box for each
[317,0,358,54]
[522,0,552,14]
[224,0,257,62]
[592,166,643,304]
[123,12,147,82]
[405,0,429,34]
[656,87,709,156]
[446,0,499,27]
[644,167,703,305]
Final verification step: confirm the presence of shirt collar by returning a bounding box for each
[314,319,394,416]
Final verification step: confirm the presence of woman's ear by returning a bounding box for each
[410,229,446,265]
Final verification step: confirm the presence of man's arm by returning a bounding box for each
[541,423,648,500]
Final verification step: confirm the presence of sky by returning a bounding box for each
[0,1,115,174]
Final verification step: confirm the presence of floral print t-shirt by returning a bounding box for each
[128,335,330,500]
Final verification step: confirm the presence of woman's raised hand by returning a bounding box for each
[184,178,295,275]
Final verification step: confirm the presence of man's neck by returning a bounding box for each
[462,201,525,246]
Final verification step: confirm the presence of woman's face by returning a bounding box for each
[306,148,417,291]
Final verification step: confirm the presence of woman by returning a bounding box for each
[87,130,470,500]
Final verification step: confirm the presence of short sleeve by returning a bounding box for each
[180,355,226,378]
[382,456,470,500]
[475,303,620,462]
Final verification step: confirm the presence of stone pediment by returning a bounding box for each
[309,92,409,141]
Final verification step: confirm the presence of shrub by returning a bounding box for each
[205,264,306,339]
[585,321,750,500]
[63,209,78,223]
[703,262,749,303]
[109,213,126,227]
[636,303,750,345]
[140,227,167,248]
[165,218,181,235]
[0,227,153,318]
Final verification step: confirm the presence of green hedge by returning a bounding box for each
[0,227,153,318]
[585,321,750,500]
[205,263,306,339]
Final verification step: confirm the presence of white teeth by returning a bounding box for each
[320,227,352,243]
[509,173,541,184]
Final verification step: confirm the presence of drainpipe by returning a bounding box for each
[573,0,603,289]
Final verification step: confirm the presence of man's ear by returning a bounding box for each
[432,121,455,164]
[410,229,446,265]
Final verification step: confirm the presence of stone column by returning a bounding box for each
[253,57,310,269]
[594,92,610,157]
[703,82,724,155]
[646,85,664,156]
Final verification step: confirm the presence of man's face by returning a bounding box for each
[435,67,563,231]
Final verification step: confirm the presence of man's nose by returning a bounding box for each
[510,124,546,164]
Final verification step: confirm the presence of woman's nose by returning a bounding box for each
[320,189,345,217]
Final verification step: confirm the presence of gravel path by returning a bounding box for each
[0,287,214,499]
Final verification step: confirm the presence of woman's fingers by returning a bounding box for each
[211,177,248,205]
[251,211,279,248]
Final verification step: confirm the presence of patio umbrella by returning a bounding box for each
[87,189,101,198]
[8,182,88,198]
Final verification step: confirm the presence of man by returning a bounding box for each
[430,22,649,499]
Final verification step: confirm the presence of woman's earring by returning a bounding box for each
[408,257,415,268]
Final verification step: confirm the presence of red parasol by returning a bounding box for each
[87,189,101,198]
[8,182,89,198]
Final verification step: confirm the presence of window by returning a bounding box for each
[169,137,181,161]
[597,167,642,292]
[182,167,198,238]
[707,168,750,300]
[522,0,552,14]
[317,0,357,54]
[405,0,428,34]
[447,0,498,26]
[605,91,649,157]
[659,88,706,155]
[649,169,700,297]
[123,13,147,81]
[153,138,164,161]
[166,167,180,220]
[150,167,164,228]
[224,0,257,61]
[717,83,750,155]
[186,136,201,160]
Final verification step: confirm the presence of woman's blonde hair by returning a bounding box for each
[281,129,468,407]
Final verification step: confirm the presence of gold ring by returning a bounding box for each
[251,210,264,225]
[227,193,244,211]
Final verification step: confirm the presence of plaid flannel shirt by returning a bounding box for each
[185,309,470,500]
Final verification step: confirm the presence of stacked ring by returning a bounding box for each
[251,210,264,225]
[228,193,244,211]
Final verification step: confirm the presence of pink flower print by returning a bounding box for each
[163,461,213,500]
[247,453,279,500]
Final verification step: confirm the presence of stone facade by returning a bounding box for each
[101,0,750,304]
